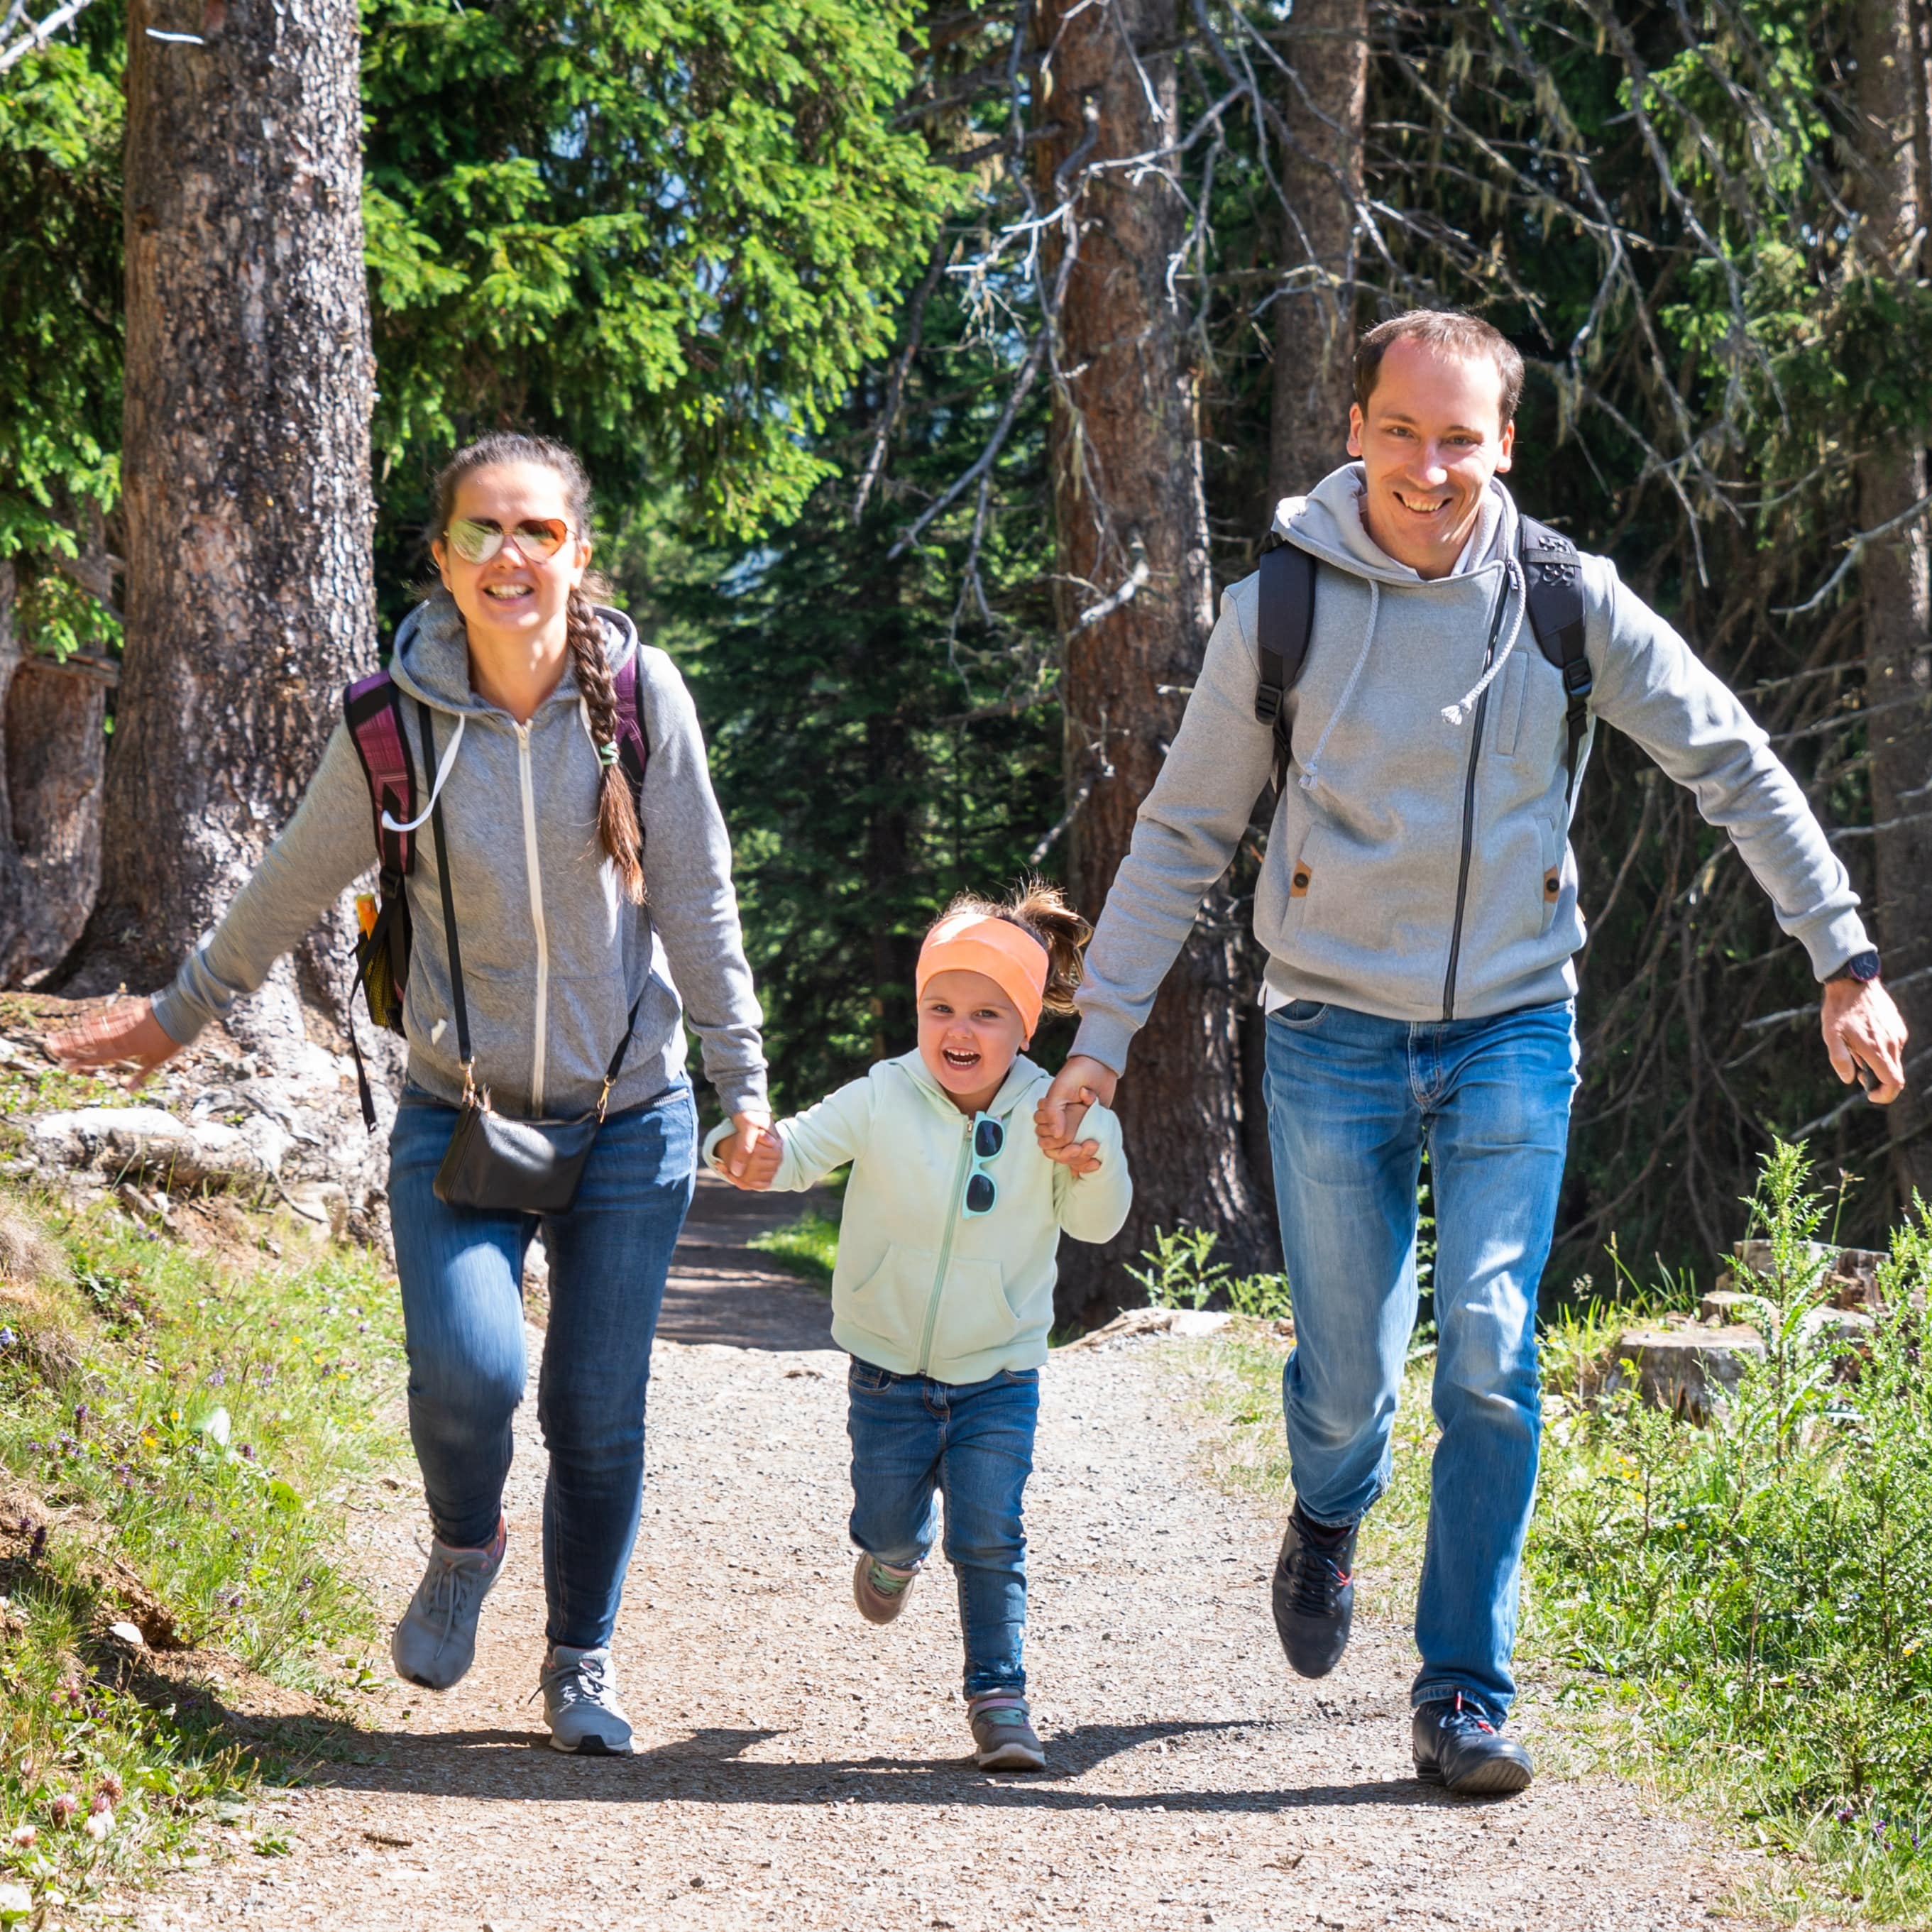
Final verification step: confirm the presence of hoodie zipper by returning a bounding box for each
[513,721,551,1113]
[915,1117,977,1377]
[1440,577,1513,1022]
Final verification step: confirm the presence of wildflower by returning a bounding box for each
[206,1369,226,1388]
[83,1808,112,1843]
[9,1824,35,1848]
[239,1443,255,1461]
[48,1792,77,1827]
[0,1327,14,1349]
[95,1772,122,1806]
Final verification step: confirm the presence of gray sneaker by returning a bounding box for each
[852,1553,919,1625]
[390,1525,505,1691]
[540,1644,635,1755]
[967,1691,1045,1772]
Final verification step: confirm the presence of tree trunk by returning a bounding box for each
[1035,0,1274,1322]
[57,0,375,1043]
[1267,0,1368,508]
[1851,0,1932,1202]
[0,664,108,987]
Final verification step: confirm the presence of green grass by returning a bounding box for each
[0,1183,407,1919]
[748,1208,841,1288]
[1173,1146,1932,1923]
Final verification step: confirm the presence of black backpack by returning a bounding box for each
[1253,515,1593,801]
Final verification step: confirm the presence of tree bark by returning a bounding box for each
[57,0,375,1036]
[1267,0,1368,508]
[1035,0,1274,1321]
[1851,0,1932,1201]
[0,646,107,986]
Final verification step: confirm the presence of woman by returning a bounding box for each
[50,433,771,1755]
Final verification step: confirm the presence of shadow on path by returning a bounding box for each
[657,1171,836,1351]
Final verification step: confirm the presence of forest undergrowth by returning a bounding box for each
[0,1178,407,1923]
[1181,1143,1932,1924]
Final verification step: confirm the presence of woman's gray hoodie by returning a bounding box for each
[153,593,767,1121]
[1071,465,1870,1072]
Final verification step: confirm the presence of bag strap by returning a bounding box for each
[1254,534,1317,789]
[419,702,475,1099]
[343,671,416,884]
[420,696,642,1121]
[1517,515,1591,803]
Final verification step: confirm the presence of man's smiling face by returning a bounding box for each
[1346,336,1515,581]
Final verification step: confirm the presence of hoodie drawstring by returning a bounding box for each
[1441,559,1525,728]
[1297,578,1381,794]
[382,712,466,833]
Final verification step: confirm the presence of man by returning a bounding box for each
[1037,310,1909,1795]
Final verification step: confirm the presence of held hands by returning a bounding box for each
[715,1109,780,1190]
[1034,1053,1120,1178]
[1821,977,1909,1104]
[44,997,180,1090]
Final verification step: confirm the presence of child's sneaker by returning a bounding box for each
[852,1553,919,1625]
[967,1691,1045,1771]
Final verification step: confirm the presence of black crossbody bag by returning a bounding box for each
[418,706,641,1215]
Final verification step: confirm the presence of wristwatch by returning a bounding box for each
[1828,948,1882,984]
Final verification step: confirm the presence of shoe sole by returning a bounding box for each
[547,1733,635,1757]
[1415,1758,1534,1796]
[975,1745,1045,1772]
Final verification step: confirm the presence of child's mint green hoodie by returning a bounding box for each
[701,1050,1131,1383]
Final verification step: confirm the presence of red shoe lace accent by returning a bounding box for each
[1454,1691,1496,1735]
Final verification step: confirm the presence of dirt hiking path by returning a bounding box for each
[116,1177,1760,1932]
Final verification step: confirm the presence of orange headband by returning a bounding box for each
[916,913,1049,1034]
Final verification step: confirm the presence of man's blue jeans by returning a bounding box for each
[387,1082,696,1651]
[1264,998,1577,1719]
[845,1359,1038,1697]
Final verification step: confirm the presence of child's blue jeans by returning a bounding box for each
[387,1081,696,1652]
[845,1359,1038,1696]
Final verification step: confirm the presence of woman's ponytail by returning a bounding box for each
[564,585,647,906]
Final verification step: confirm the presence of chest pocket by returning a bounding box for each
[1487,654,1529,759]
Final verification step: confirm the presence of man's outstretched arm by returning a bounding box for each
[1038,578,1275,1161]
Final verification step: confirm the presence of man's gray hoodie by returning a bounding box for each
[153,593,767,1121]
[1071,465,1870,1072]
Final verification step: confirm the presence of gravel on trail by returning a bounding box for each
[109,1177,1763,1932]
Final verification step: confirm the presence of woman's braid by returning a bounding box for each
[565,586,646,904]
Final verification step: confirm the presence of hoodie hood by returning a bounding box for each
[1268,465,1527,787]
[388,589,641,718]
[1272,463,1517,586]
[891,1047,1047,1123]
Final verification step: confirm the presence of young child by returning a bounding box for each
[706,881,1131,1771]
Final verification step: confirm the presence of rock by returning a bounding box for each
[1062,1306,1233,1350]
[1607,1324,1766,1422]
[106,1620,146,1651]
[29,1107,271,1192]
[1170,1310,1232,1338]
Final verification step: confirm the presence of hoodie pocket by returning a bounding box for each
[1488,654,1529,760]
[931,1255,1022,1365]
[835,1241,936,1351]
[1539,818,1564,937]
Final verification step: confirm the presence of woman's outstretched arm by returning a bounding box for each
[49,720,375,1078]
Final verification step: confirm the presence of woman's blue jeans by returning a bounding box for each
[387,1082,696,1651]
[1264,998,1578,1720]
[845,1359,1038,1697]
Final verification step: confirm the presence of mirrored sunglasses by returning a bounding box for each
[446,517,573,565]
[964,1113,1004,1217]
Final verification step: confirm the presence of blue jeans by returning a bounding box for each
[845,1359,1038,1698]
[1264,998,1577,1719]
[387,1082,696,1651]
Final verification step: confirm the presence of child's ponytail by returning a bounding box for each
[936,877,1091,1017]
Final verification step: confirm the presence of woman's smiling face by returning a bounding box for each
[917,968,1028,1114]
[432,460,591,647]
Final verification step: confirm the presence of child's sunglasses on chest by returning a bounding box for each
[964,1113,1004,1217]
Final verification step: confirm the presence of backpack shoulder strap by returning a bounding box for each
[343,670,417,881]
[1517,516,1592,803]
[1254,533,1318,786]
[610,648,651,832]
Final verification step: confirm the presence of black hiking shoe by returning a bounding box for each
[1270,1503,1358,1678]
[1412,1694,1534,1796]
